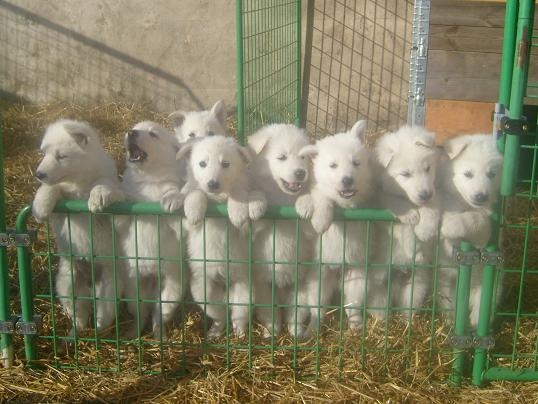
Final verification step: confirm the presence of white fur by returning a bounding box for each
[294,120,375,338]
[32,119,124,336]
[119,121,186,339]
[168,100,227,143]
[178,135,265,338]
[247,124,312,337]
[438,134,503,327]
[374,126,441,319]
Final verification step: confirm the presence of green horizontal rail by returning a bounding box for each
[52,200,396,221]
[483,368,538,382]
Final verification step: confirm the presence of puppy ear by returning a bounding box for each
[247,128,272,155]
[176,142,193,161]
[64,123,90,147]
[414,129,436,149]
[210,100,226,126]
[443,136,469,160]
[168,111,187,129]
[349,119,367,142]
[237,145,254,165]
[299,144,318,158]
[376,144,395,168]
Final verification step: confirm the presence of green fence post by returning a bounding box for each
[471,246,500,386]
[235,0,246,145]
[450,240,474,386]
[16,206,37,363]
[295,0,302,127]
[501,0,534,196]
[499,0,519,110]
[0,113,13,367]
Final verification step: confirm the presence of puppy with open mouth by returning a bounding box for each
[120,121,186,340]
[247,124,312,338]
[295,120,375,338]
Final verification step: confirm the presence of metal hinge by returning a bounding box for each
[501,116,528,136]
[0,229,37,248]
[452,248,481,265]
[481,250,504,266]
[13,315,42,335]
[449,333,495,349]
[0,316,18,334]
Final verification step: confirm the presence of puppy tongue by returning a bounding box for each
[128,143,147,161]
[287,182,302,191]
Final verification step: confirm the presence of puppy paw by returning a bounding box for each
[228,198,249,229]
[32,187,59,222]
[88,185,115,213]
[398,209,420,225]
[295,194,314,219]
[248,190,267,220]
[414,219,438,242]
[440,215,464,239]
[160,190,184,213]
[311,209,333,234]
[184,190,207,226]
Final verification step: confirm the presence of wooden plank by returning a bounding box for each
[426,77,499,101]
[430,0,506,27]
[429,26,503,53]
[427,50,502,79]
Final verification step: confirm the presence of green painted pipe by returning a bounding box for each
[499,0,519,108]
[450,240,473,386]
[295,0,302,127]
[0,111,13,367]
[483,367,538,382]
[471,245,499,386]
[15,205,37,362]
[235,0,246,145]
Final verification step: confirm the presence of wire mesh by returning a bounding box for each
[303,0,413,137]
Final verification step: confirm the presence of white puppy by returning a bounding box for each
[32,119,124,336]
[438,134,503,327]
[247,124,311,338]
[374,126,441,318]
[168,100,227,143]
[120,121,186,339]
[177,135,266,338]
[295,120,375,337]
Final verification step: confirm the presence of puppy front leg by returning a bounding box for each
[310,193,335,235]
[414,196,442,242]
[33,184,61,222]
[381,194,419,225]
[184,190,208,226]
[88,177,125,213]
[248,190,267,221]
[160,185,184,213]
[228,190,250,229]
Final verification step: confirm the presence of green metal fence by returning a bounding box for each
[2,0,538,387]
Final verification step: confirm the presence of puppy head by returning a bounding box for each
[168,100,226,143]
[124,121,179,172]
[36,119,103,185]
[376,126,439,206]
[248,124,311,195]
[300,120,372,204]
[177,135,251,197]
[443,134,503,209]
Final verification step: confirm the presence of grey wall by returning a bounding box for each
[0,0,237,112]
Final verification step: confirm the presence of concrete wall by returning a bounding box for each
[0,0,237,113]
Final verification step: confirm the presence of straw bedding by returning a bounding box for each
[1,101,537,403]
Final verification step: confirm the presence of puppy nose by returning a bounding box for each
[418,190,432,202]
[294,169,306,181]
[342,176,354,188]
[36,171,47,181]
[473,192,489,204]
[207,180,220,191]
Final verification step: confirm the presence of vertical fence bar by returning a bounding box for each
[295,0,302,127]
[501,0,534,196]
[236,0,246,145]
[472,246,500,386]
[450,240,473,386]
[0,114,13,367]
[499,0,519,109]
[16,206,37,362]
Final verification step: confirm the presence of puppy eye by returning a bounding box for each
[208,131,215,137]
[352,160,360,167]
[189,132,196,138]
[330,162,337,169]
[149,131,158,138]
[221,160,230,168]
[400,170,411,178]
[56,153,67,161]
[277,155,287,161]
[424,165,430,173]
[464,170,474,178]
[199,161,207,168]
[486,171,496,179]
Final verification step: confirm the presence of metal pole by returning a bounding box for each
[295,0,302,127]
[236,0,246,145]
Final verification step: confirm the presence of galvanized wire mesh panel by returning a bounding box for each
[237,0,302,141]
[303,0,413,137]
